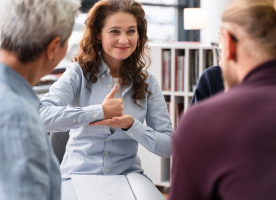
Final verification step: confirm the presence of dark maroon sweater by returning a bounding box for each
[170,59,276,200]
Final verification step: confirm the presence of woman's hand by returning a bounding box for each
[89,114,134,130]
[102,84,124,119]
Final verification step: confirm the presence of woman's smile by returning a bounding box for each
[115,46,130,51]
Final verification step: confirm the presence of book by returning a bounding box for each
[205,50,214,69]
[175,56,185,92]
[194,50,199,92]
[162,50,171,91]
[174,103,184,128]
[71,173,166,200]
[190,50,199,92]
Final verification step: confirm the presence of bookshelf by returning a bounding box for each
[138,42,216,187]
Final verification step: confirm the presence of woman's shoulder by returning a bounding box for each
[144,70,158,84]
[203,65,222,76]
[63,62,84,77]
[65,62,82,72]
[199,66,222,83]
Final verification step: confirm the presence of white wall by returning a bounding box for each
[200,0,229,44]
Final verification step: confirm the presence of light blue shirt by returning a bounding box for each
[0,63,61,200]
[39,58,173,180]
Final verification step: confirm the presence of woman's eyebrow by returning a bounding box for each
[108,26,121,30]
[108,26,137,30]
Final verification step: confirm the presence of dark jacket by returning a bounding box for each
[191,66,224,105]
[170,59,276,200]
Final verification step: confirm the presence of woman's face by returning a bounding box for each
[98,12,139,61]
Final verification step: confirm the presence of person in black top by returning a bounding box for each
[190,65,224,105]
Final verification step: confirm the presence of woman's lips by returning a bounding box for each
[115,47,129,51]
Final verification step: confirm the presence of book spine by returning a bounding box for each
[182,56,185,92]
[175,56,178,91]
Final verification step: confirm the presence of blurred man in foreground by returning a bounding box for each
[170,0,276,199]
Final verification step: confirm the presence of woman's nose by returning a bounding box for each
[118,34,128,44]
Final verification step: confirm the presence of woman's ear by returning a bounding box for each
[46,37,61,62]
[96,30,101,41]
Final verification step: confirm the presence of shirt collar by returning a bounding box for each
[242,59,276,85]
[0,62,40,110]
[96,54,109,76]
[95,54,134,96]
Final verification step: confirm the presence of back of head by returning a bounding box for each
[0,0,81,63]
[222,0,276,58]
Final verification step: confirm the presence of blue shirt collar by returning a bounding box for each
[95,54,133,96]
[96,54,109,76]
[0,62,40,110]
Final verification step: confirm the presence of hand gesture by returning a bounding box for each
[89,114,134,130]
[102,84,124,119]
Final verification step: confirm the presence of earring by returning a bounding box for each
[97,40,101,44]
[52,58,55,62]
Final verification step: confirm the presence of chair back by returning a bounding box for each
[49,131,70,164]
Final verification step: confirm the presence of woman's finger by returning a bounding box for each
[90,119,113,126]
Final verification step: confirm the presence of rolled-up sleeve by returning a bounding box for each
[123,75,173,158]
[39,64,104,132]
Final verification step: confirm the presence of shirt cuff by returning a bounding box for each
[84,104,104,123]
[122,118,144,141]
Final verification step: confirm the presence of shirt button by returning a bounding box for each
[105,168,108,172]
[102,75,104,77]
[108,85,111,88]
[142,143,145,145]
[108,138,111,141]
[93,113,97,117]
[105,126,108,128]
[107,68,110,73]
[73,119,76,123]
[105,152,108,155]
[131,133,134,136]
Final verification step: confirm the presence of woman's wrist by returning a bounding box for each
[122,116,134,131]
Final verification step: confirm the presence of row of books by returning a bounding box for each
[163,50,214,92]
[166,102,184,128]
[162,50,186,92]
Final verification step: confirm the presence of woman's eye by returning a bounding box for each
[128,30,136,33]
[110,30,119,33]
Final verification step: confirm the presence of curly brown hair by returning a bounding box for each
[73,0,152,107]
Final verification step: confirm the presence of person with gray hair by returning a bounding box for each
[0,0,80,199]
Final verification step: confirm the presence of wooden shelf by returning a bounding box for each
[188,92,194,97]
[173,91,185,96]
[162,91,172,95]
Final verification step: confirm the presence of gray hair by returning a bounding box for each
[0,0,81,63]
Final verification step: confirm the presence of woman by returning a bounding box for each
[39,0,173,195]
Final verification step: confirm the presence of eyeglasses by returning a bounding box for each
[211,42,221,60]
